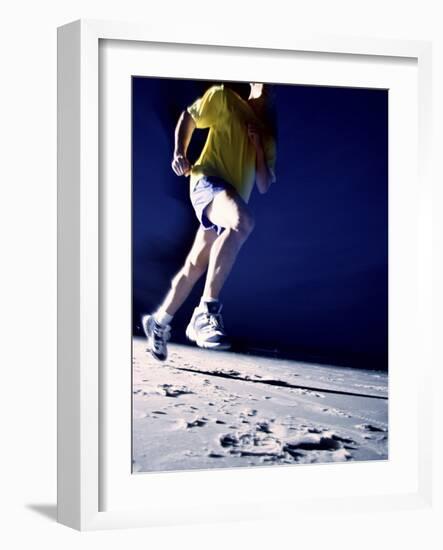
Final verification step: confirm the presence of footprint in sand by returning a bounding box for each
[256,421,272,434]
[356,423,387,433]
[284,430,356,460]
[208,452,224,458]
[159,384,194,398]
[217,425,357,464]
[186,418,207,428]
[219,431,282,460]
[322,407,352,418]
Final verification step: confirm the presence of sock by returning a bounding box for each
[154,309,173,326]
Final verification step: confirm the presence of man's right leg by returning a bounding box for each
[185,188,255,351]
[143,226,216,361]
[203,188,255,301]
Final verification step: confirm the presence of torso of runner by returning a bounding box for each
[187,84,277,203]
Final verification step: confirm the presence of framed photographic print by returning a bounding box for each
[131,77,390,473]
[57,19,433,530]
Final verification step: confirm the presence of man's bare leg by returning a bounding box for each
[142,226,216,361]
[184,188,254,351]
[203,189,255,300]
[159,225,217,316]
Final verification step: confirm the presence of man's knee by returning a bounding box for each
[233,209,255,237]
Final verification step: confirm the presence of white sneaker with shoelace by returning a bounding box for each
[185,301,231,350]
[142,314,171,361]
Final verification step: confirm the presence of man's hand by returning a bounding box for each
[171,152,191,176]
[247,122,262,151]
[172,110,196,176]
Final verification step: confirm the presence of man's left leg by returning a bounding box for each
[143,226,217,360]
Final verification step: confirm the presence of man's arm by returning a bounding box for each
[255,147,273,194]
[171,110,196,176]
[248,123,274,194]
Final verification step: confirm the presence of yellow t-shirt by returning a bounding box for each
[186,84,276,203]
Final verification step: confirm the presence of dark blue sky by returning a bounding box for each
[132,77,388,370]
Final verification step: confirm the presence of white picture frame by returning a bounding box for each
[57,19,433,531]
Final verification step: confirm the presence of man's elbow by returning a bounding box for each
[257,178,272,194]
[258,173,276,194]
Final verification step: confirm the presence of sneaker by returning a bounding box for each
[185,301,231,350]
[141,314,171,361]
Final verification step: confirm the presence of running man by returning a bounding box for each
[142,82,277,360]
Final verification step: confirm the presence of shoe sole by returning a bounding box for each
[185,324,231,351]
[141,315,168,361]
